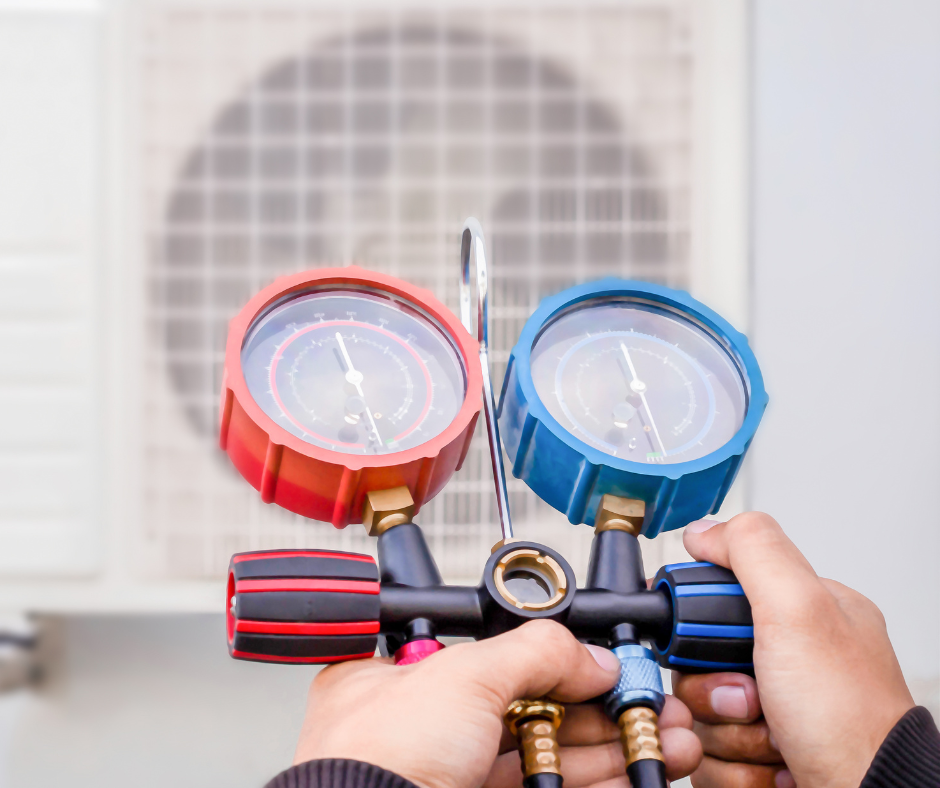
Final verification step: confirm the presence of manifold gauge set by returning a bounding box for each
[220,219,767,788]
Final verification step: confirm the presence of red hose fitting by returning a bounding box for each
[394,639,445,665]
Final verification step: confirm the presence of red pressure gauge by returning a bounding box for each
[219,266,482,527]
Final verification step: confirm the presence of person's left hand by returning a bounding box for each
[293,620,703,788]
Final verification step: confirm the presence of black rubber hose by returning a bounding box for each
[523,774,563,788]
[626,759,666,788]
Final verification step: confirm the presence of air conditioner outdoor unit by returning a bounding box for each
[0,0,747,612]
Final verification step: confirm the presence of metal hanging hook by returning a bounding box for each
[460,217,514,542]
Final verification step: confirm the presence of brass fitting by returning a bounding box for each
[362,487,415,536]
[504,699,565,777]
[594,494,645,535]
[618,707,664,766]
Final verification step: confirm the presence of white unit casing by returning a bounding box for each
[0,0,748,612]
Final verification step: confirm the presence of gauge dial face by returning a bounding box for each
[529,298,748,464]
[240,288,466,455]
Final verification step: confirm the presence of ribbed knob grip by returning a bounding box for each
[651,561,754,673]
[604,644,665,720]
[227,549,380,664]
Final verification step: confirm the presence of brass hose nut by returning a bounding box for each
[618,707,664,766]
[594,494,645,535]
[504,699,565,777]
[362,487,415,536]
[504,699,565,735]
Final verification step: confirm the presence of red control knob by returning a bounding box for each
[394,638,445,665]
[227,549,381,664]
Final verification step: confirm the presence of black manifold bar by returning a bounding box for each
[379,584,673,641]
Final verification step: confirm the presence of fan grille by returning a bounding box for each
[139,4,695,582]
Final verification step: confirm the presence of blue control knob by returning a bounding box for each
[651,561,754,673]
[497,279,768,536]
[604,644,666,719]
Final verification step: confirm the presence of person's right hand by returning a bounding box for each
[673,512,914,788]
[294,619,702,788]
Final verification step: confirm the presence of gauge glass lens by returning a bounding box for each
[240,288,466,455]
[529,298,748,464]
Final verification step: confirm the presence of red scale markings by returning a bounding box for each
[269,320,433,448]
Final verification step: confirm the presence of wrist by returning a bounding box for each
[859,706,938,788]
[268,759,421,788]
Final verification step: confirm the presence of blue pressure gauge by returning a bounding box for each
[497,279,767,536]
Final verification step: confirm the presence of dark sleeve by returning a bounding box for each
[860,706,940,788]
[265,759,421,788]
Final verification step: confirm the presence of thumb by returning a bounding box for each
[425,619,622,710]
[682,512,822,618]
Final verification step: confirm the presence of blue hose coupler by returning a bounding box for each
[604,644,666,719]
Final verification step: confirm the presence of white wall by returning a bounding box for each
[749,0,940,703]
[5,617,311,788]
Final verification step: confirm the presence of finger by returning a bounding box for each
[580,778,627,788]
[682,512,827,624]
[482,748,522,788]
[484,740,624,788]
[558,695,692,747]
[673,673,762,724]
[691,756,789,788]
[693,720,782,764]
[559,741,623,787]
[497,724,517,755]
[558,704,620,746]
[660,693,695,730]
[560,728,701,785]
[662,726,704,780]
[428,620,621,709]
[309,654,393,691]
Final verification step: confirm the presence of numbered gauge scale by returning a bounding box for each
[498,279,768,536]
[220,267,482,528]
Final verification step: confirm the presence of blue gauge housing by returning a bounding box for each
[497,279,768,537]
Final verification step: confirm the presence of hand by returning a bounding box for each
[673,513,914,788]
[293,620,703,788]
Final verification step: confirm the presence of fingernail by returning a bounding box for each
[710,685,748,719]
[687,519,721,533]
[585,644,622,672]
[769,732,779,752]
[775,769,795,788]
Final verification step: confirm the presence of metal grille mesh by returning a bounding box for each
[139,3,694,582]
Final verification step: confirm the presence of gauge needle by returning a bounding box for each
[620,342,667,458]
[335,332,384,451]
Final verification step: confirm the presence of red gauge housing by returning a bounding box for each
[219,266,482,527]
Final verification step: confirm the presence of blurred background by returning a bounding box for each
[0,0,936,786]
